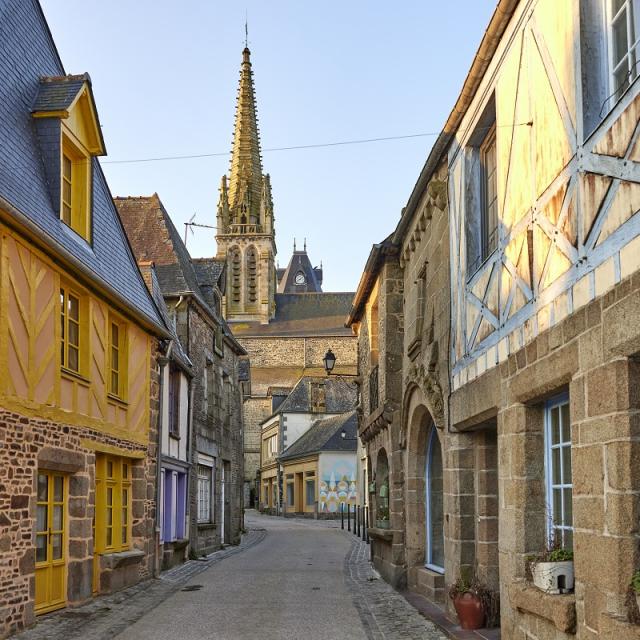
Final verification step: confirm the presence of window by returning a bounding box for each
[286,477,294,507]
[168,368,181,437]
[480,125,498,261]
[426,427,445,572]
[607,0,640,102]
[545,395,573,549]
[465,96,497,276]
[60,287,80,373]
[60,135,91,241]
[197,464,213,523]
[109,319,127,399]
[95,455,131,552]
[305,478,316,506]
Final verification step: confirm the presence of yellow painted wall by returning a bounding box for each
[0,223,151,443]
[282,457,317,514]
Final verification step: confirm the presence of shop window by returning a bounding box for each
[545,395,573,549]
[95,455,131,553]
[375,450,390,529]
[161,470,187,542]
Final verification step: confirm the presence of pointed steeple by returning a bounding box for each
[228,47,263,222]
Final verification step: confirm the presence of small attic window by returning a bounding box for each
[32,74,106,244]
[61,130,91,240]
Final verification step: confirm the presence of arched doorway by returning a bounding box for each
[425,427,444,572]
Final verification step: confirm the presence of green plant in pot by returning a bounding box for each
[449,573,485,630]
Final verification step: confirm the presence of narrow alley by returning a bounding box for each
[15,512,447,640]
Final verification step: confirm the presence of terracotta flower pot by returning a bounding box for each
[453,592,485,630]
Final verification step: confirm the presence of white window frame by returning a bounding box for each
[605,0,640,102]
[197,458,215,524]
[544,393,573,549]
[425,427,445,574]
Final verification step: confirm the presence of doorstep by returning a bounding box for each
[402,589,501,640]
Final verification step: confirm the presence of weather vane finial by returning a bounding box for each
[245,11,248,48]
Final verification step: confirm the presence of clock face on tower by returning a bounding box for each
[295,272,306,285]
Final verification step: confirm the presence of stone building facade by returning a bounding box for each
[116,195,247,555]
[214,47,358,506]
[0,2,172,636]
[348,0,640,637]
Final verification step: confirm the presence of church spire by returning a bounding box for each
[227,46,263,221]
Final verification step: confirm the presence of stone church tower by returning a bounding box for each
[216,47,276,324]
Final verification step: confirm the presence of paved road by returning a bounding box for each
[117,512,367,640]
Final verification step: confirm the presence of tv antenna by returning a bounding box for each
[183,214,218,247]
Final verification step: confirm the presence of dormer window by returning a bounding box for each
[31,73,106,244]
[61,133,91,240]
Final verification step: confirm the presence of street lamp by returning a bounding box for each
[323,349,336,375]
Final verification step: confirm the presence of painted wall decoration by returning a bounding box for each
[318,453,357,513]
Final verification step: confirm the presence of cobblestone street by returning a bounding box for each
[15,511,447,640]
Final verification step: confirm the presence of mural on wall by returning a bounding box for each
[318,454,357,512]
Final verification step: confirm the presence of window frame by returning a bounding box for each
[168,366,181,438]
[108,316,128,401]
[197,462,214,524]
[60,285,83,375]
[60,129,92,242]
[544,393,573,550]
[480,123,498,263]
[605,0,640,104]
[95,454,132,554]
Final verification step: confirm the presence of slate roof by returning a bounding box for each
[0,1,166,333]
[279,411,358,461]
[115,195,246,356]
[192,257,226,308]
[274,376,357,415]
[229,292,355,337]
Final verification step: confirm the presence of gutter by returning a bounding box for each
[392,0,518,245]
[0,195,171,339]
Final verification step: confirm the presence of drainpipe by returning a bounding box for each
[155,340,172,577]
[185,368,196,557]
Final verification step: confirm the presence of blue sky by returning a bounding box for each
[40,1,496,292]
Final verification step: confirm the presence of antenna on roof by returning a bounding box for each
[184,213,196,245]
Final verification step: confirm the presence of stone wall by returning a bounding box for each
[452,272,640,637]
[0,338,160,638]
[242,396,272,506]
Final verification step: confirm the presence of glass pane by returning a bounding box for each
[62,204,71,225]
[36,534,47,562]
[37,473,48,501]
[551,407,560,445]
[106,528,112,547]
[52,533,62,560]
[564,528,573,551]
[123,464,128,479]
[561,403,570,442]
[613,11,630,65]
[68,321,79,347]
[107,508,112,526]
[68,295,79,321]
[53,476,63,502]
[111,347,119,370]
[107,462,113,478]
[111,323,119,345]
[107,487,113,506]
[553,488,562,524]
[562,444,572,481]
[111,371,119,395]
[63,155,72,180]
[122,526,127,545]
[552,447,561,484]
[564,487,573,527]
[122,488,128,506]
[68,346,79,372]
[53,505,63,531]
[36,504,48,533]
[615,64,630,98]
[63,181,71,204]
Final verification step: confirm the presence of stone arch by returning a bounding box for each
[404,384,438,571]
[245,245,258,305]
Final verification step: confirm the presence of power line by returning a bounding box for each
[101,122,533,165]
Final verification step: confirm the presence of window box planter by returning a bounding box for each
[375,518,390,529]
[532,560,574,595]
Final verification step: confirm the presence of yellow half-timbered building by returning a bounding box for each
[0,2,171,636]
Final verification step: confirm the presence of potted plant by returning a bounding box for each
[631,570,640,615]
[449,576,485,630]
[527,547,574,594]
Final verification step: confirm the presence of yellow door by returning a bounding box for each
[35,472,67,614]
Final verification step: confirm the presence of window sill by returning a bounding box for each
[61,367,90,386]
[98,548,145,570]
[368,526,395,542]
[197,521,216,529]
[107,393,128,407]
[510,582,576,633]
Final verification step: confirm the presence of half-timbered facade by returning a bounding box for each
[0,1,171,636]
